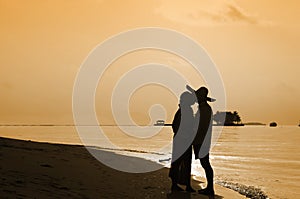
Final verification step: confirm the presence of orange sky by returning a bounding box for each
[0,0,299,125]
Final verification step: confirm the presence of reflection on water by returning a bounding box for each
[0,125,299,198]
[210,126,300,199]
[0,126,82,145]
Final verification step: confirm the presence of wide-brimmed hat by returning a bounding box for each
[186,85,216,102]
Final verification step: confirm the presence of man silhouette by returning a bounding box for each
[193,86,215,196]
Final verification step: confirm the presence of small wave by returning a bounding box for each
[86,145,166,156]
[211,155,300,165]
[216,181,269,199]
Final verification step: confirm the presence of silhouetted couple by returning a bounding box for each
[169,85,215,196]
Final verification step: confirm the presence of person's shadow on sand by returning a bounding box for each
[167,191,224,199]
[167,191,192,199]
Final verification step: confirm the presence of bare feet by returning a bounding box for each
[171,184,184,192]
[198,188,215,196]
[186,186,196,192]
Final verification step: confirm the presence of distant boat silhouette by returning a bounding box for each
[269,122,277,127]
[154,120,165,126]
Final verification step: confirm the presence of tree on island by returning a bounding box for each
[213,111,242,125]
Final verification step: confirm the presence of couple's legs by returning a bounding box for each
[200,154,214,192]
[169,158,188,191]
[185,148,195,192]
[194,145,214,191]
[169,147,194,192]
[169,158,181,184]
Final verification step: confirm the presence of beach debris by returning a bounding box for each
[158,158,171,162]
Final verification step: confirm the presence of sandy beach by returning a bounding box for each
[0,136,243,199]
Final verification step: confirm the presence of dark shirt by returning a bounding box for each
[193,101,212,147]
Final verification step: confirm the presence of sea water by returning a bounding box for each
[0,125,299,198]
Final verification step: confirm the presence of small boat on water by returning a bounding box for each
[154,120,165,126]
[269,122,277,127]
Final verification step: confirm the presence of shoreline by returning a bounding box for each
[0,136,267,198]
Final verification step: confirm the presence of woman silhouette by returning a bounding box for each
[169,91,197,192]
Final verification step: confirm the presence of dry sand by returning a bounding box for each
[0,137,243,199]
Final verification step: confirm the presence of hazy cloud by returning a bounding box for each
[155,0,273,26]
[219,4,256,24]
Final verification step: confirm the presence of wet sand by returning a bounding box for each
[0,137,243,199]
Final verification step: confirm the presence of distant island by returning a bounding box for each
[269,122,277,127]
[213,111,244,126]
[244,122,266,126]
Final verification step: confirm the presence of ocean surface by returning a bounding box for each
[0,125,299,199]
